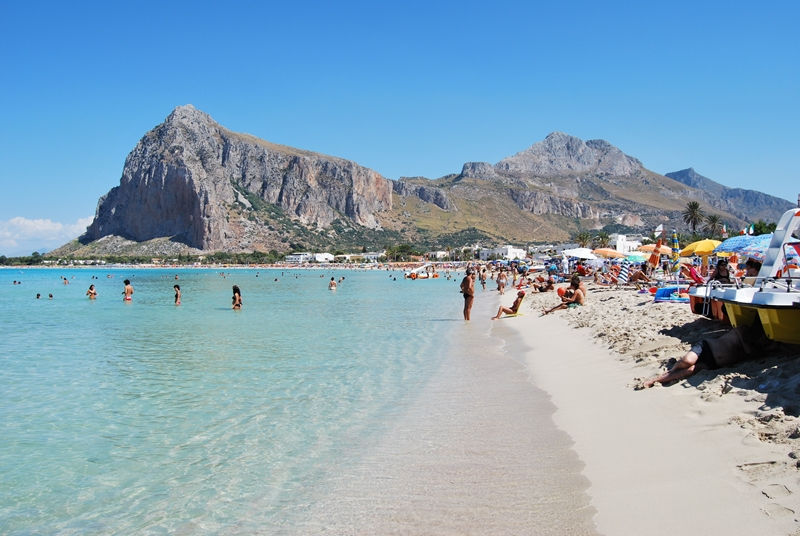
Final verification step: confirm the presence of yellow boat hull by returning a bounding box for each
[757,307,800,345]
[723,302,759,328]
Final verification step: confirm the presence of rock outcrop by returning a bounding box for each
[83,105,392,250]
[392,179,455,211]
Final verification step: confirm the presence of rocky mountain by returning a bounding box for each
[62,106,793,256]
[81,105,393,251]
[665,168,794,224]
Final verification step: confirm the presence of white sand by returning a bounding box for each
[508,285,800,535]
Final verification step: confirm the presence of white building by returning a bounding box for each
[313,253,334,263]
[285,252,312,263]
[478,245,527,261]
[363,251,385,262]
[428,250,450,260]
[611,234,642,254]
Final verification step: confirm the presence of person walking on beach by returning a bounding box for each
[123,279,134,302]
[86,284,97,299]
[232,285,242,309]
[496,269,507,295]
[460,268,476,320]
[174,284,181,305]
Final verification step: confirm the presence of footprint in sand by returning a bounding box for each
[762,483,792,499]
[760,502,795,517]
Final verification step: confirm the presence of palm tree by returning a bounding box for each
[682,201,705,233]
[575,231,593,248]
[704,214,723,238]
[593,231,610,248]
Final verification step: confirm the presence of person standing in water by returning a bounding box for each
[232,285,242,309]
[123,279,134,302]
[328,277,337,290]
[174,284,181,305]
[460,268,476,321]
[86,284,97,299]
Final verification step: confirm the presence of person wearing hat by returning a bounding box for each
[460,268,476,321]
[492,290,526,319]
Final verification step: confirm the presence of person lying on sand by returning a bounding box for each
[492,290,525,319]
[541,279,585,315]
[637,320,771,389]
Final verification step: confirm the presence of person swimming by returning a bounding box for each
[86,284,97,299]
[328,277,337,290]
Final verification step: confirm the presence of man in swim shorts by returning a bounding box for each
[460,268,476,321]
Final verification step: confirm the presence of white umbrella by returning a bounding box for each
[562,247,597,260]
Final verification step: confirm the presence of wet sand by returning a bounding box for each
[298,291,598,535]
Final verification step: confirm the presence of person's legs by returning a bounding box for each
[464,295,474,320]
[642,348,701,388]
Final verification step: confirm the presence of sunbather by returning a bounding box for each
[541,280,584,315]
[638,320,769,389]
[492,290,525,319]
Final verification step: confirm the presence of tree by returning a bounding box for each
[593,231,610,248]
[703,214,724,238]
[682,201,705,233]
[575,231,593,248]
[752,220,777,236]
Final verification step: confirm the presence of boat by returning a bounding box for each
[404,263,440,280]
[706,208,800,344]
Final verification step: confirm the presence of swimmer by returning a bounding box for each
[123,279,134,302]
[328,277,337,290]
[174,284,181,305]
[86,284,97,299]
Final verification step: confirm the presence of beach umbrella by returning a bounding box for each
[680,239,721,257]
[593,247,626,258]
[626,252,647,262]
[562,247,597,259]
[714,233,771,259]
[638,243,672,255]
[670,229,680,260]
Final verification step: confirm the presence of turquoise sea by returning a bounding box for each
[0,267,463,534]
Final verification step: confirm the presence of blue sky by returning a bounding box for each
[1,0,797,255]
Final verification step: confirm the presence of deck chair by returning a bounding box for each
[505,296,525,317]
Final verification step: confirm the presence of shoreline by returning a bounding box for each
[508,286,800,535]
[298,287,599,534]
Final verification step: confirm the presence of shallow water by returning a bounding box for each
[0,267,463,534]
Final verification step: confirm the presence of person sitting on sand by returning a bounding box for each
[492,290,525,319]
[570,274,588,300]
[638,320,770,389]
[232,285,242,309]
[541,279,585,315]
[123,279,134,302]
[86,284,97,299]
[533,276,555,292]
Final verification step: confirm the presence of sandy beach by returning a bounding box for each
[513,283,800,535]
[299,279,800,535]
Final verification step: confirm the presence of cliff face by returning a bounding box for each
[83,105,392,250]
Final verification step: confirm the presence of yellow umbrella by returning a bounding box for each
[680,239,722,257]
[638,244,672,255]
[593,247,626,258]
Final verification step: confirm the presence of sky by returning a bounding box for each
[0,0,797,256]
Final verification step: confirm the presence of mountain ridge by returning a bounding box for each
[56,105,793,256]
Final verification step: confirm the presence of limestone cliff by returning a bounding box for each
[83,105,392,251]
